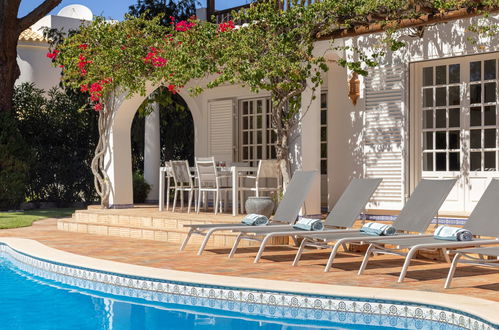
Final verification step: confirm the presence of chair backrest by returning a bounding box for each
[324,178,382,228]
[164,162,174,177]
[394,179,457,233]
[195,157,218,189]
[256,159,281,189]
[464,179,499,237]
[272,170,317,223]
[257,160,279,178]
[170,160,193,188]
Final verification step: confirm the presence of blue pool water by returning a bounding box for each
[0,252,478,329]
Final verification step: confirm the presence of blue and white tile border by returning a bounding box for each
[0,242,496,330]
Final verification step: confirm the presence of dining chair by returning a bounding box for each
[238,159,281,213]
[195,157,232,214]
[170,160,197,213]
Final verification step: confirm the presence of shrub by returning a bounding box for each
[0,111,29,210]
[13,83,99,205]
[133,172,151,203]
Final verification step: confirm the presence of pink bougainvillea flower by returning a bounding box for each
[219,20,235,33]
[59,64,64,68]
[78,44,88,50]
[175,20,196,32]
[152,57,167,67]
[90,82,103,92]
[93,103,103,111]
[80,84,89,92]
[167,84,177,94]
[46,50,60,60]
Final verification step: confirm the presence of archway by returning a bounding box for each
[104,83,203,208]
[130,88,195,202]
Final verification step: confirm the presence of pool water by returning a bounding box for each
[0,254,467,329]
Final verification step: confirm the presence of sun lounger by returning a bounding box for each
[179,170,317,255]
[291,179,457,272]
[226,178,382,262]
[358,179,499,285]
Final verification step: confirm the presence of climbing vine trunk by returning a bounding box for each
[91,98,113,208]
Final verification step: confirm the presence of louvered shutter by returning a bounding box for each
[364,65,406,209]
[208,99,234,162]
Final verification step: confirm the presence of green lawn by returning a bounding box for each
[0,208,75,229]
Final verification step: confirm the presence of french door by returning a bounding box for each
[413,53,499,213]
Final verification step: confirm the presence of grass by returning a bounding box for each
[0,208,75,229]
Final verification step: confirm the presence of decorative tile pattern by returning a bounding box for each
[0,243,495,330]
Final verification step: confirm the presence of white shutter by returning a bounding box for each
[208,99,234,162]
[364,65,406,209]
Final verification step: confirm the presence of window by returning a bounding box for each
[421,58,498,172]
[469,59,498,171]
[321,92,328,175]
[421,64,462,172]
[239,98,276,166]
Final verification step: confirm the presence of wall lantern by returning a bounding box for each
[348,72,360,105]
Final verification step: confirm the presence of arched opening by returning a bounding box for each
[105,83,203,208]
[130,87,195,202]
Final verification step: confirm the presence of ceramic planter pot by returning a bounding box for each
[245,196,274,218]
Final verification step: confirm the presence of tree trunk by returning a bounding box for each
[0,0,63,113]
[0,1,21,113]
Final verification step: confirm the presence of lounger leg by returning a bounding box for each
[444,252,463,289]
[324,242,343,272]
[254,234,275,263]
[228,233,244,258]
[358,244,376,275]
[398,246,419,283]
[292,238,309,266]
[180,228,195,251]
[442,248,451,263]
[197,228,218,255]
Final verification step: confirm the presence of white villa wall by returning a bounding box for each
[16,14,91,91]
[327,13,499,212]
[17,40,60,91]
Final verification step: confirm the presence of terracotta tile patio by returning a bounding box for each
[1,217,499,302]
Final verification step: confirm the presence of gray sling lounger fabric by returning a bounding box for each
[179,170,317,255]
[292,179,457,272]
[359,179,499,286]
[227,178,382,262]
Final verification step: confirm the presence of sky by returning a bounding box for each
[19,0,253,21]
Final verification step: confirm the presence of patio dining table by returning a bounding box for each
[159,165,257,216]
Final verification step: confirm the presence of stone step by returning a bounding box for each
[57,218,288,248]
[72,210,237,232]
[58,208,289,248]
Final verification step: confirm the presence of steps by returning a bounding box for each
[58,207,288,248]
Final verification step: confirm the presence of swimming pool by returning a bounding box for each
[0,241,496,329]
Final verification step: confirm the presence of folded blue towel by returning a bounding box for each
[293,218,324,231]
[241,214,269,226]
[434,225,473,241]
[360,222,396,236]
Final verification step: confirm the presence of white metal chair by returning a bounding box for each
[170,160,197,213]
[195,157,232,214]
[163,162,174,211]
[238,159,281,213]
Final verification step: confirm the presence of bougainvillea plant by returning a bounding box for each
[48,0,498,207]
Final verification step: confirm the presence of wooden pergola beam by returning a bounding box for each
[318,6,499,40]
